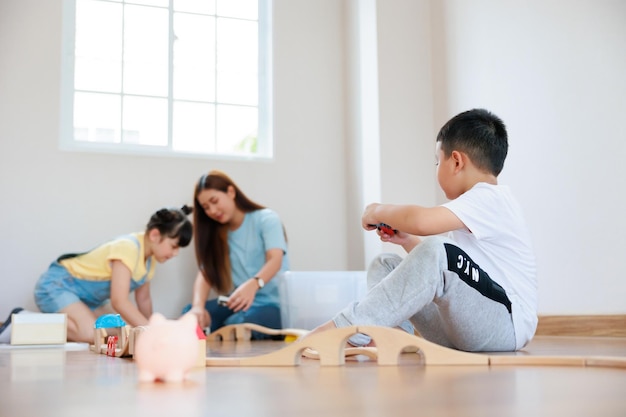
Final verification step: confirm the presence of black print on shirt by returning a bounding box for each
[444,243,512,314]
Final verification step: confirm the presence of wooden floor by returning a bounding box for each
[1,336,625,417]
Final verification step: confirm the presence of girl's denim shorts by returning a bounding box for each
[34,262,111,312]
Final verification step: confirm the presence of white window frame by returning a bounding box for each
[59,0,273,160]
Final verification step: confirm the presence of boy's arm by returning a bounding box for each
[109,260,150,327]
[363,203,465,237]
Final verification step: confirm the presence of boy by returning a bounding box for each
[310,109,537,352]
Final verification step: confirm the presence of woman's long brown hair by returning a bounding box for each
[193,170,265,293]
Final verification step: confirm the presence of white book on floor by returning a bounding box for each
[11,313,67,345]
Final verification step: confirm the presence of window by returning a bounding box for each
[60,0,273,159]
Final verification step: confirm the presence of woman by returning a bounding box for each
[183,170,289,339]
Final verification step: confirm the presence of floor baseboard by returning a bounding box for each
[536,315,626,337]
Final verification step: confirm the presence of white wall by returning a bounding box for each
[1,0,625,320]
[0,0,349,318]
[355,0,626,314]
[376,0,439,258]
[432,0,626,314]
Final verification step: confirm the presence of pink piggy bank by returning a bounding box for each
[134,313,199,383]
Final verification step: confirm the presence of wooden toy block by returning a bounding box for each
[487,355,626,368]
[584,356,626,368]
[195,325,207,368]
[488,355,586,367]
[10,313,67,345]
[489,355,585,366]
[196,338,207,368]
[129,326,148,356]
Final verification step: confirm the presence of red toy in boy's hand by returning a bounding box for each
[372,223,397,236]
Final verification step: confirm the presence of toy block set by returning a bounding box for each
[9,313,67,346]
[92,314,131,357]
[5,309,626,384]
[6,270,624,385]
[86,313,626,385]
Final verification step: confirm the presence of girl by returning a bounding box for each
[34,206,193,343]
[183,170,289,339]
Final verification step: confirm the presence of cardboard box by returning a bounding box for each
[10,313,67,345]
[278,271,367,330]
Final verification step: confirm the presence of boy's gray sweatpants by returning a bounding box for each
[333,236,516,352]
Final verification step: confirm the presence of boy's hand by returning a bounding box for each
[376,227,398,242]
[361,203,382,230]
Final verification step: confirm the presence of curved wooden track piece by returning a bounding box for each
[204,325,626,368]
[205,326,488,367]
[357,326,488,365]
[206,323,308,341]
[302,346,378,360]
[206,326,358,367]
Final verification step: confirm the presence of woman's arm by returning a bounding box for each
[109,260,150,327]
[253,247,283,285]
[188,271,211,328]
[227,248,283,313]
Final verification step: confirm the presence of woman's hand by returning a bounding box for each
[188,306,211,329]
[226,279,259,312]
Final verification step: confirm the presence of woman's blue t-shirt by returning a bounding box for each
[227,209,289,308]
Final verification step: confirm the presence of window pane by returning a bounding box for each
[217,0,258,20]
[173,13,216,102]
[216,105,257,154]
[126,0,168,7]
[122,96,168,146]
[123,5,169,96]
[218,71,257,106]
[63,0,271,158]
[75,0,123,92]
[174,0,216,14]
[217,18,257,105]
[173,101,216,153]
[74,92,121,143]
[217,18,257,71]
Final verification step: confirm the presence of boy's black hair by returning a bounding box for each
[436,108,508,176]
[146,205,193,247]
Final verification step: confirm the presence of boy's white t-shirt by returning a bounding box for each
[442,182,537,349]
